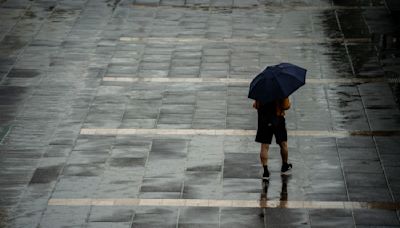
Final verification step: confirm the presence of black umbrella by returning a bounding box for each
[248,63,307,103]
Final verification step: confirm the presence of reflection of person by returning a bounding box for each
[253,98,292,180]
[279,175,289,208]
[259,175,290,211]
[259,181,268,215]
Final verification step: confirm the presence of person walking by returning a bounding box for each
[253,98,292,181]
[248,63,306,180]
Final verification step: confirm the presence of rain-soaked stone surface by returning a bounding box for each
[0,0,400,227]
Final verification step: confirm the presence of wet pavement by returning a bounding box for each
[0,0,400,227]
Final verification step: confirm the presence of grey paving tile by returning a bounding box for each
[223,153,260,179]
[345,173,388,188]
[304,157,342,171]
[220,207,265,228]
[186,160,222,172]
[39,206,90,228]
[338,147,379,161]
[342,160,384,174]
[200,70,229,78]
[337,9,370,39]
[111,146,148,159]
[108,157,146,168]
[9,183,53,226]
[89,206,135,222]
[380,153,400,167]
[375,136,400,155]
[114,137,152,148]
[62,164,105,177]
[158,113,193,124]
[140,177,183,193]
[74,135,115,151]
[161,104,195,114]
[182,185,222,199]
[178,207,219,226]
[353,209,400,226]
[192,118,226,129]
[337,136,376,148]
[184,171,222,186]
[304,191,348,202]
[43,145,73,158]
[123,110,159,119]
[139,192,182,199]
[309,209,354,228]
[265,208,310,226]
[132,207,178,227]
[348,186,393,202]
[183,171,222,199]
[348,45,383,77]
[87,222,132,228]
[67,150,109,165]
[151,138,188,153]
[52,176,102,198]
[7,211,43,228]
[391,188,400,201]
[163,93,197,105]
[223,178,263,200]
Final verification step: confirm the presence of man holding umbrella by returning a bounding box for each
[248,63,306,181]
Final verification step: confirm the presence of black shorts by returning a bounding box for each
[255,115,287,144]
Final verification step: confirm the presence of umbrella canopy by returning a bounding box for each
[248,63,307,103]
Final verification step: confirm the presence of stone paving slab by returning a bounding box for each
[0,0,400,227]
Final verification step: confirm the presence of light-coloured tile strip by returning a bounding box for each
[48,198,400,210]
[120,37,371,44]
[119,37,370,43]
[80,128,257,136]
[130,3,385,11]
[80,128,400,137]
[103,77,384,84]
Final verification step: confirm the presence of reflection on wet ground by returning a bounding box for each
[260,175,291,210]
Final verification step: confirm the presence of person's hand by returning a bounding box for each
[281,98,291,110]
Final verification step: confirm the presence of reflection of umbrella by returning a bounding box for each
[248,63,307,103]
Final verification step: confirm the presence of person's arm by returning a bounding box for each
[253,100,260,110]
[281,97,291,110]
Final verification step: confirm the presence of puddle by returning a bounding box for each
[29,165,63,184]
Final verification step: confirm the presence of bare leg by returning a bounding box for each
[260,143,269,166]
[279,141,288,164]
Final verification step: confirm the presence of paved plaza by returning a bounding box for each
[0,0,400,227]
